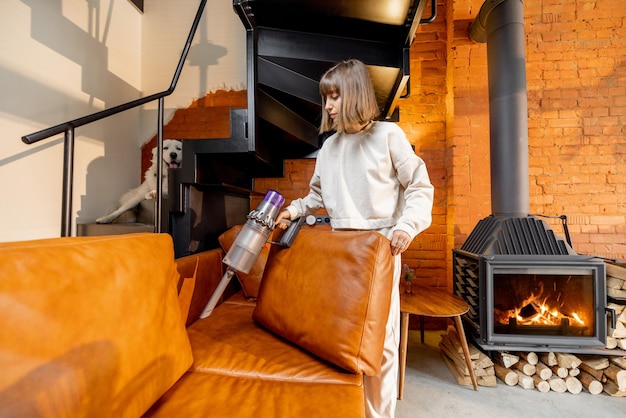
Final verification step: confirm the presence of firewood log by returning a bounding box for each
[494,352,519,368]
[475,365,495,377]
[477,375,497,387]
[440,351,497,387]
[581,355,609,370]
[548,377,567,393]
[569,367,580,377]
[608,321,626,338]
[565,376,583,394]
[578,370,604,395]
[550,365,569,378]
[580,362,606,381]
[446,326,480,359]
[606,336,618,349]
[605,263,626,280]
[606,263,626,281]
[535,361,553,380]
[532,375,550,392]
[606,276,624,289]
[514,370,534,390]
[518,351,538,365]
[539,352,557,366]
[603,379,626,397]
[474,351,494,370]
[439,335,472,375]
[494,363,518,386]
[556,353,582,369]
[513,359,536,376]
[610,356,626,369]
[603,364,626,391]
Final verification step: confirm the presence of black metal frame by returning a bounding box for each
[479,254,607,352]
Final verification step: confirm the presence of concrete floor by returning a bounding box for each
[395,330,626,418]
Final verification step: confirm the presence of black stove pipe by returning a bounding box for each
[469,0,529,218]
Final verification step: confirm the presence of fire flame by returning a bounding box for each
[508,296,584,326]
[497,284,585,327]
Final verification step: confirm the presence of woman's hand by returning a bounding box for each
[274,210,291,229]
[391,231,411,256]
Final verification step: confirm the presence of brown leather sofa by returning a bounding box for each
[0,227,393,418]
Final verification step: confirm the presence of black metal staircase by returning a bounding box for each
[168,0,432,256]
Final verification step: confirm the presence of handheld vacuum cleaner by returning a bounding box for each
[200,190,304,318]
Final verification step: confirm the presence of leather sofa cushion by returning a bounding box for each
[187,301,361,385]
[145,369,365,418]
[0,233,193,418]
[253,229,394,375]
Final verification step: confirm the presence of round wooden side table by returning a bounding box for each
[398,284,478,399]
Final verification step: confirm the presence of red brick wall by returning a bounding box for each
[164,0,626,290]
[524,0,626,260]
[141,90,247,172]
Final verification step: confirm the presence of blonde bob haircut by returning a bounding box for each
[318,59,380,134]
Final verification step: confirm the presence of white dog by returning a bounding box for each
[96,139,183,224]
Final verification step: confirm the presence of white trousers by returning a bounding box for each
[364,254,401,418]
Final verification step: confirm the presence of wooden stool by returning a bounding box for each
[398,283,478,399]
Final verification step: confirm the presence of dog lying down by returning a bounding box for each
[96,139,183,224]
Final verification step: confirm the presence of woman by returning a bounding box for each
[275,59,434,418]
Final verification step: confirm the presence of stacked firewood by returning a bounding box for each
[492,351,626,396]
[438,326,497,387]
[606,263,626,350]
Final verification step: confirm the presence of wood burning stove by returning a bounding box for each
[454,250,607,352]
[457,0,611,354]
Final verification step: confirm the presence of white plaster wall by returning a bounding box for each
[140,0,246,138]
[0,0,246,242]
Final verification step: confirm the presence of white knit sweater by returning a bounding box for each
[285,121,434,240]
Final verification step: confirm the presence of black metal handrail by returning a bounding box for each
[21,0,208,237]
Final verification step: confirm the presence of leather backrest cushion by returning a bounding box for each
[218,225,271,299]
[0,233,193,418]
[175,248,225,326]
[253,229,394,375]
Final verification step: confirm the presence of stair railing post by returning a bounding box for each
[155,97,164,233]
[61,128,75,237]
